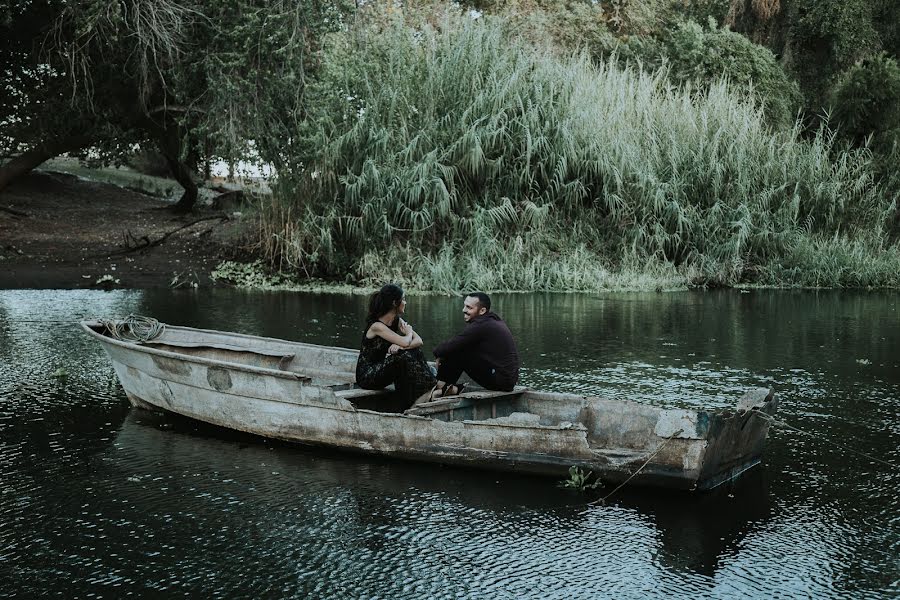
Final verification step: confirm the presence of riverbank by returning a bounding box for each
[2,167,898,293]
[0,170,241,289]
[0,167,692,293]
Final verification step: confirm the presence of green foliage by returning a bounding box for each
[472,0,669,36]
[759,236,900,288]
[791,0,880,69]
[1,1,352,194]
[253,11,893,290]
[559,466,603,491]
[872,1,900,58]
[830,54,900,148]
[174,1,353,171]
[354,243,693,292]
[503,0,619,55]
[622,18,802,128]
[829,53,900,231]
[782,0,885,109]
[678,0,732,25]
[210,260,295,289]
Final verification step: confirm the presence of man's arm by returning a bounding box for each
[433,323,482,358]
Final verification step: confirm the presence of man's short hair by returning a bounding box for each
[466,291,491,312]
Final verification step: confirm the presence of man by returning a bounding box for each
[431,292,520,396]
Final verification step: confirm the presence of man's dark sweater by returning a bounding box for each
[433,312,520,391]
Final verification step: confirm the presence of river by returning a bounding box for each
[1,289,897,598]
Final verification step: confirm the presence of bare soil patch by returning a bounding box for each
[0,170,243,289]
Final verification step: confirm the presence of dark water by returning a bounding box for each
[0,289,897,598]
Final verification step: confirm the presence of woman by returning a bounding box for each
[355,283,436,409]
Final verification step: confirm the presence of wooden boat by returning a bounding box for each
[81,318,778,491]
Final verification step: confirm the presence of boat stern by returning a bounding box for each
[694,387,777,490]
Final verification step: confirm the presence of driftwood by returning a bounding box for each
[89,214,228,258]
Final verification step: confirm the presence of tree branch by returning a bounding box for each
[90,214,229,257]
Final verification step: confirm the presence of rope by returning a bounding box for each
[749,408,899,469]
[98,314,164,342]
[0,320,81,323]
[588,428,685,506]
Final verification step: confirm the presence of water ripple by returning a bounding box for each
[1,289,898,598]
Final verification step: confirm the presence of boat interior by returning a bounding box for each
[90,321,614,432]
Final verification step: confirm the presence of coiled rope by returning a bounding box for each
[98,314,164,342]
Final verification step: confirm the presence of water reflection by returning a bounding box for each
[107,410,776,597]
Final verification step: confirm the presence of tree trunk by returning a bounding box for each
[162,152,199,212]
[157,125,198,213]
[0,135,93,193]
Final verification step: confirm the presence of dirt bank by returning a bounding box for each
[0,170,243,289]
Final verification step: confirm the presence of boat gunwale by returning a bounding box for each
[81,319,359,355]
[79,320,318,383]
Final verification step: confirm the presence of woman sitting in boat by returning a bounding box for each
[355,283,436,409]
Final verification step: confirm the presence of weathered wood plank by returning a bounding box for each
[405,389,526,416]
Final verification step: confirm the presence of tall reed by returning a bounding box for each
[255,10,896,290]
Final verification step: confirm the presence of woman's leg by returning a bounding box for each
[392,349,436,408]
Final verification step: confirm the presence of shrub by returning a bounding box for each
[830,53,900,147]
[624,18,802,128]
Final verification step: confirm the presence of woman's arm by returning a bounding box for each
[404,330,423,350]
[398,319,422,349]
[388,319,424,354]
[367,321,413,346]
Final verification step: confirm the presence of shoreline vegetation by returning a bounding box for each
[246,10,899,292]
[4,3,899,293]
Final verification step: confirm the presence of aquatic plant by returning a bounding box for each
[559,466,603,492]
[211,260,293,290]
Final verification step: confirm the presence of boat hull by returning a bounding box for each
[83,320,777,491]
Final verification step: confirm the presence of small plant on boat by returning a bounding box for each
[559,466,603,492]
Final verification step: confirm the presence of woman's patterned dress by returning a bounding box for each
[355,319,436,409]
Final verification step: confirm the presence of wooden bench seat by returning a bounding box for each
[333,387,393,400]
[405,388,526,417]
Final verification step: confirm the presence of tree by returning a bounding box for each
[0,0,349,210]
[0,0,102,190]
[726,0,899,111]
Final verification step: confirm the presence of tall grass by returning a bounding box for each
[255,9,897,290]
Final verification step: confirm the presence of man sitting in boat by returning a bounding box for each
[430,292,520,397]
[355,283,437,408]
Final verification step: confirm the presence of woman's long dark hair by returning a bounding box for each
[366,283,404,324]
